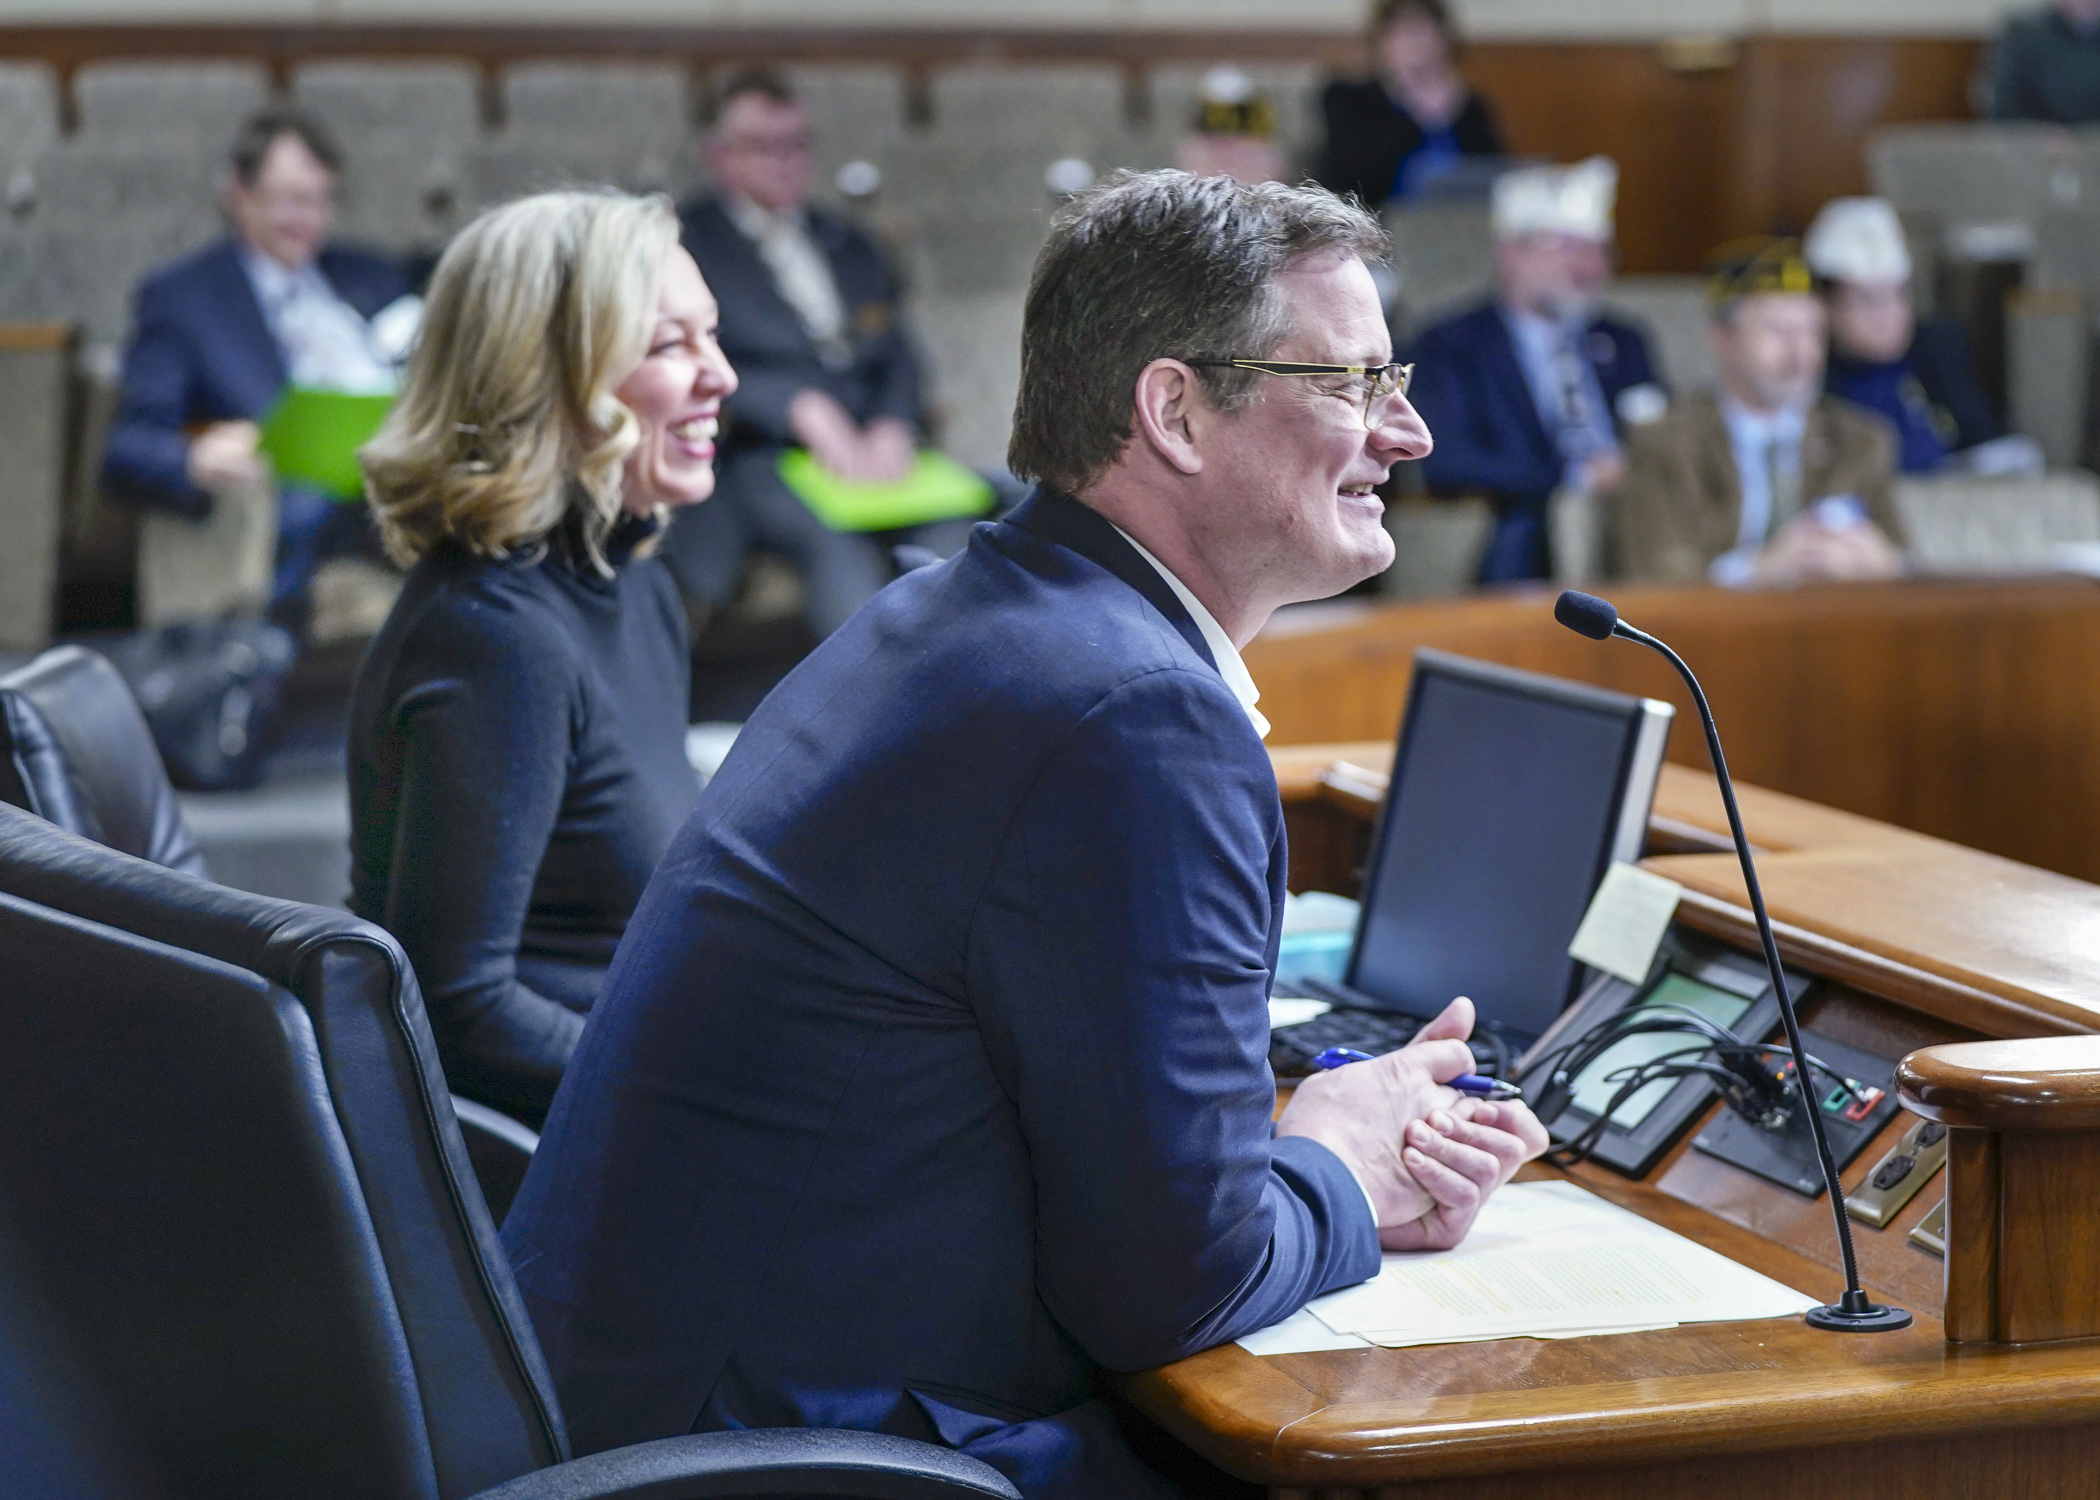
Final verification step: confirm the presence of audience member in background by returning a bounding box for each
[1615,239,1903,587]
[504,171,1546,1500]
[1316,0,1505,209]
[349,190,734,1128]
[1175,67,1288,185]
[663,69,970,639]
[1806,197,2040,478]
[103,103,413,624]
[1988,0,2100,123]
[1406,158,1666,582]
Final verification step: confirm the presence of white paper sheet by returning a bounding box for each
[1268,996,1334,1029]
[1286,1182,1814,1350]
[1235,1306,1372,1355]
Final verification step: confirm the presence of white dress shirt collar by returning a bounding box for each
[1718,394,1809,550]
[1110,525,1270,741]
[721,192,850,359]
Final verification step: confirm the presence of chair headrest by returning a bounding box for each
[0,646,205,876]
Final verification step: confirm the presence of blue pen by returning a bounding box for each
[1308,1047,1524,1101]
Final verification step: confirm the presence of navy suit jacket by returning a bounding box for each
[102,239,406,515]
[502,487,1378,1499]
[678,192,923,448]
[1409,300,1661,513]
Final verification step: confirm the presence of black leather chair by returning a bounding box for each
[0,804,1017,1500]
[0,1214,149,1500]
[0,645,204,875]
[0,644,542,1223]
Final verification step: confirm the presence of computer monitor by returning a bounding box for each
[1344,650,1674,1048]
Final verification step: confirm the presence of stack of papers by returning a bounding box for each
[1238,1180,1817,1355]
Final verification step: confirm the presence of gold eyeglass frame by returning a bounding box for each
[1181,359,1414,427]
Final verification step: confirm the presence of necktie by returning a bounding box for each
[1765,436,1801,539]
[1551,333,1594,458]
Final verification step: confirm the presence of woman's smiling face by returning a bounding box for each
[616,245,739,514]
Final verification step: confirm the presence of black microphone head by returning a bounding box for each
[1555,590,1619,641]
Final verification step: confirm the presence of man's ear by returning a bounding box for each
[1130,358,1206,477]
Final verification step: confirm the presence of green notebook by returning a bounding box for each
[258,387,395,501]
[778,448,995,533]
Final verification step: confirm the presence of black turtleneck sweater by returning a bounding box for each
[348,515,696,1127]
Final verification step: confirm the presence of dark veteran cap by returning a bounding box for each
[1705,236,1815,305]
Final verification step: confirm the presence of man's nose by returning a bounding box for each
[1371,397,1433,462]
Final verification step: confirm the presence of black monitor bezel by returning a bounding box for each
[1342,649,1655,1047]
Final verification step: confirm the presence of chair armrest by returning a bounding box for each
[467,1428,1021,1500]
[449,1094,538,1224]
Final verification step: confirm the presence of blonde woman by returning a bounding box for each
[348,190,736,1127]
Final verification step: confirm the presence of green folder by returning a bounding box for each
[258,386,394,502]
[778,448,995,533]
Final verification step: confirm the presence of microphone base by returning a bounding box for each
[1805,1300,1914,1333]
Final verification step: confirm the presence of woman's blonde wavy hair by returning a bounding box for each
[359,188,681,574]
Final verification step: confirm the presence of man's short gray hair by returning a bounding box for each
[1008,170,1388,496]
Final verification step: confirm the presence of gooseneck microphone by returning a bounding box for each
[1554,590,1911,1333]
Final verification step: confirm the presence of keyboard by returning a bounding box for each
[1269,1003,1425,1077]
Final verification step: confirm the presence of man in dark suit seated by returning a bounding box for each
[661,69,968,639]
[102,102,409,620]
[503,170,1549,1499]
[1405,157,1666,582]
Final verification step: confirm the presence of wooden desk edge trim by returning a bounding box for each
[1897,1036,2100,1130]
[1668,889,2089,1042]
[1229,1355,2100,1485]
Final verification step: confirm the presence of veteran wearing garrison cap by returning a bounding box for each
[1613,238,1904,587]
[1808,196,2032,477]
[1406,156,1668,582]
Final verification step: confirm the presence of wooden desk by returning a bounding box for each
[1246,577,2100,885]
[1111,749,2100,1498]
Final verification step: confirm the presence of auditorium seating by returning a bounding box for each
[1894,470,2100,575]
[0,803,1018,1500]
[0,56,1319,486]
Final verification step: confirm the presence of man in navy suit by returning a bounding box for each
[103,103,407,615]
[1406,157,1665,582]
[661,70,970,638]
[504,171,1548,1499]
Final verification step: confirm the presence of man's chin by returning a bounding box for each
[1295,535,1394,605]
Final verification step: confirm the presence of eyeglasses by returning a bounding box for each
[1182,359,1414,428]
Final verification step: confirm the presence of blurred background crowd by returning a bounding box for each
[2,0,2100,894]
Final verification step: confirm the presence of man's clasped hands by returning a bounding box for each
[1276,996,1551,1251]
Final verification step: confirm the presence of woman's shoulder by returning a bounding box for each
[385,550,590,674]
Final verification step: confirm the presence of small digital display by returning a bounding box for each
[1566,973,1755,1129]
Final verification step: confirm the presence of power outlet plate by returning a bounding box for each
[1844,1114,1950,1228]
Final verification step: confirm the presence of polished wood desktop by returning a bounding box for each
[1109,746,2100,1498]
[1246,576,2100,886]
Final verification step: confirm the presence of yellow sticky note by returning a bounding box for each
[1568,863,1684,985]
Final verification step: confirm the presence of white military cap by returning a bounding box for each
[1491,156,1617,242]
[1804,197,1912,285]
